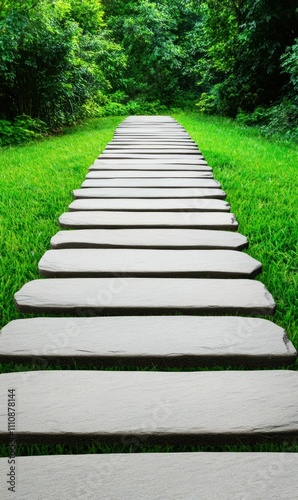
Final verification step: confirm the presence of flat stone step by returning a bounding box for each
[38,249,261,279]
[1,453,296,499]
[51,229,248,250]
[73,188,226,199]
[81,179,221,189]
[1,317,295,366]
[14,278,275,315]
[103,148,200,155]
[99,154,205,161]
[105,145,199,150]
[0,371,296,445]
[110,139,197,144]
[90,161,211,170]
[68,199,230,212]
[59,212,237,230]
[86,170,213,178]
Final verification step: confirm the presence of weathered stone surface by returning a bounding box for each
[81,179,220,189]
[110,140,197,144]
[103,149,200,156]
[59,211,237,230]
[0,453,296,499]
[0,371,296,445]
[86,170,212,178]
[90,161,211,170]
[38,249,261,278]
[68,199,229,212]
[51,229,248,250]
[73,188,226,199]
[99,154,204,161]
[1,317,295,366]
[14,278,275,315]
[105,145,199,150]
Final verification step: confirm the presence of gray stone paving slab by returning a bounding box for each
[59,211,237,230]
[109,139,197,144]
[51,229,248,250]
[81,179,220,189]
[38,249,261,279]
[0,370,297,445]
[68,199,229,212]
[1,317,295,366]
[86,170,213,178]
[73,188,226,199]
[14,278,275,315]
[99,154,205,161]
[0,453,296,499]
[90,161,210,170]
[105,145,198,150]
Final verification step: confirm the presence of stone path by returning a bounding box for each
[0,116,297,497]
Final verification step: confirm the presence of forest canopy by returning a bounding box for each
[0,0,297,142]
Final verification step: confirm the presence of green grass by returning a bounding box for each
[174,112,298,347]
[0,112,297,456]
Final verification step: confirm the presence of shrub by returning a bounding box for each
[0,115,48,147]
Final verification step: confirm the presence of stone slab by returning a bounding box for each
[0,370,296,445]
[105,145,199,150]
[90,162,211,170]
[0,453,296,499]
[73,188,226,199]
[14,278,276,315]
[110,140,197,144]
[38,249,261,279]
[103,148,200,154]
[59,212,237,230]
[1,317,295,366]
[51,229,248,250]
[86,170,213,178]
[99,154,204,162]
[68,199,230,212]
[81,179,220,189]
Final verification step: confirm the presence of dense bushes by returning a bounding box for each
[0,0,125,139]
[0,0,297,145]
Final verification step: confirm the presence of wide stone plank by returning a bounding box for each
[81,178,220,189]
[1,317,295,366]
[0,371,296,445]
[110,139,197,144]
[59,211,237,230]
[99,154,205,161]
[73,188,226,199]
[0,453,296,499]
[90,161,211,170]
[51,229,248,250]
[38,249,261,278]
[105,145,199,150]
[68,199,230,212]
[86,170,213,178]
[103,148,200,155]
[14,278,275,315]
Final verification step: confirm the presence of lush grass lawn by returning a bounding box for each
[0,113,297,456]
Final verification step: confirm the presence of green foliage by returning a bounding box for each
[281,38,298,98]
[196,0,298,122]
[236,101,298,142]
[0,115,48,146]
[103,0,203,105]
[0,0,125,132]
